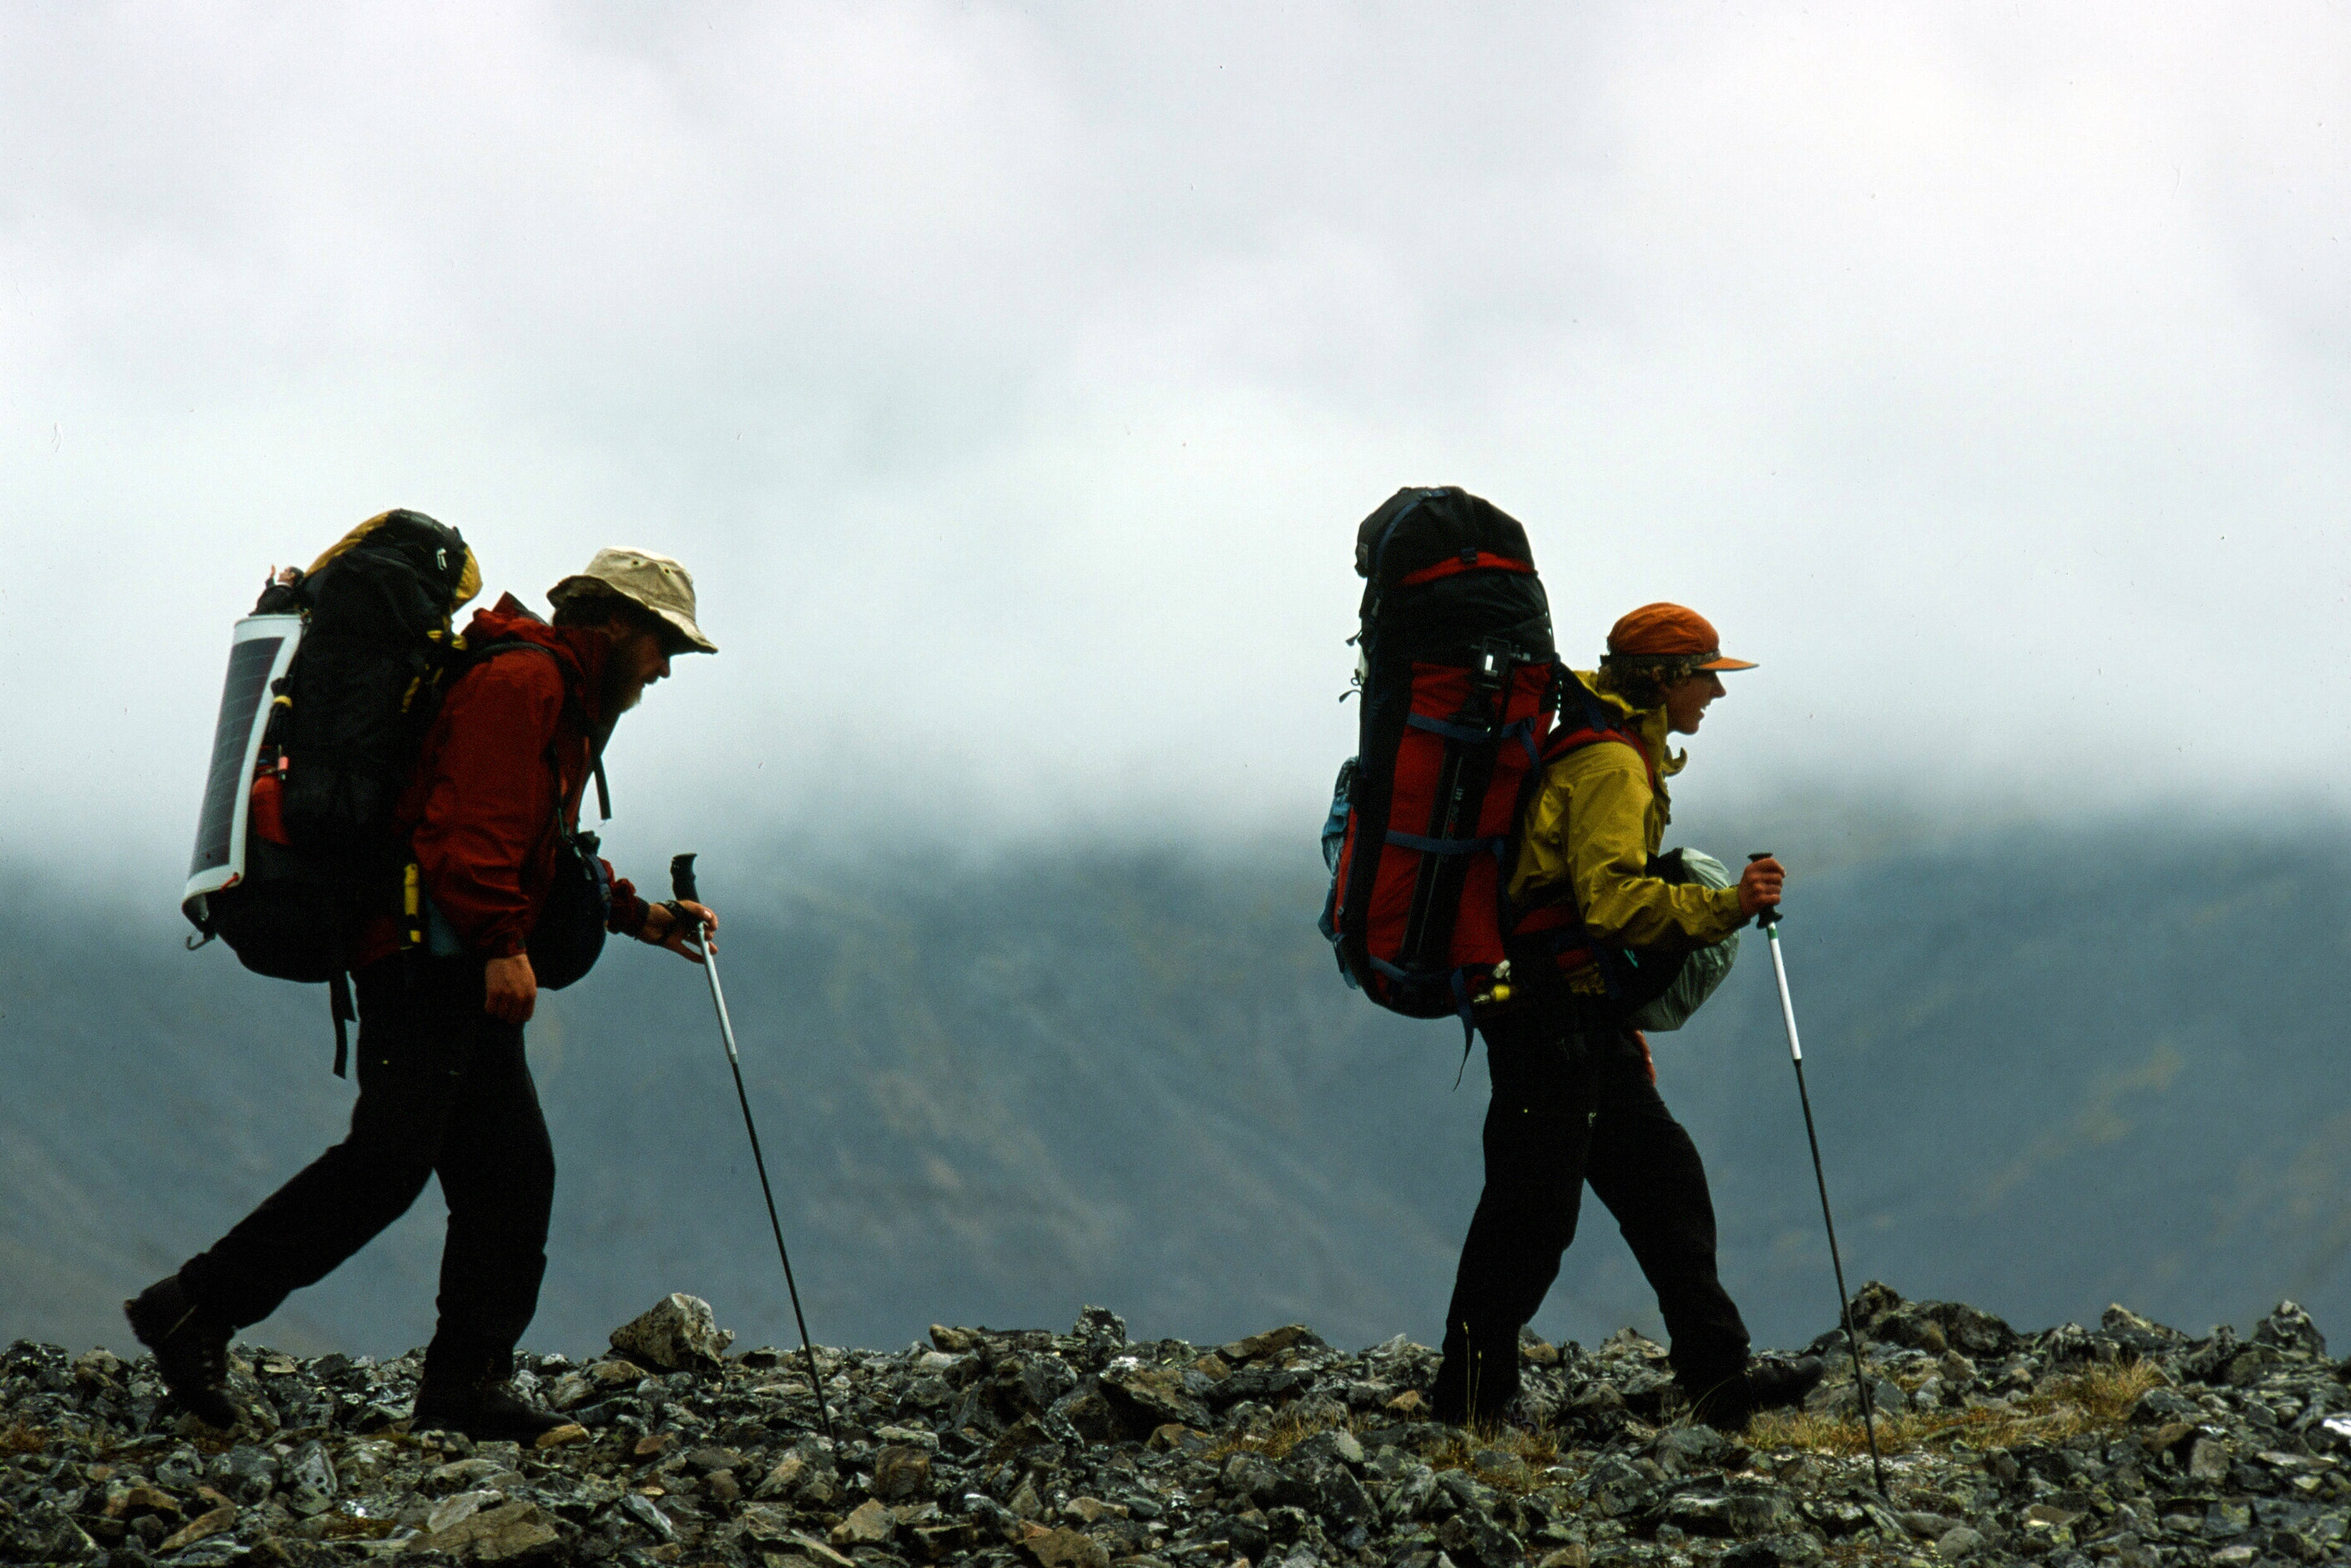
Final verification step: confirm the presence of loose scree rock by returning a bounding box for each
[3,1287,2348,1566]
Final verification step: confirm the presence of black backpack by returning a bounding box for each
[187,516,618,1070]
[185,511,483,1068]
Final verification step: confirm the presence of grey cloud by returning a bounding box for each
[5,1,2348,878]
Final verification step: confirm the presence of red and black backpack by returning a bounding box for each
[1317,486,1668,1037]
[1320,486,1557,1028]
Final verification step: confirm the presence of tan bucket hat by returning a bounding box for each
[548,547,717,654]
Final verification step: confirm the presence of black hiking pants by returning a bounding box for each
[178,953,555,1377]
[1431,1008,1750,1424]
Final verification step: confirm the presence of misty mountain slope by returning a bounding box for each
[529,851,1493,1352]
[3,820,2347,1365]
[0,913,442,1355]
[1669,827,2351,1340]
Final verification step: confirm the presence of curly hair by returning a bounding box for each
[1595,652,1706,711]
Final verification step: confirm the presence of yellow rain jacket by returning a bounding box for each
[1508,674,1747,994]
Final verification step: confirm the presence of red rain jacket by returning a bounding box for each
[353,594,651,967]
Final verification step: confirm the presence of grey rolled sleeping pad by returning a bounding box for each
[1630,848,1739,1032]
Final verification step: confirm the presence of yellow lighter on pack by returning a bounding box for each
[403,862,423,950]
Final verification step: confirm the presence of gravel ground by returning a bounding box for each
[4,1285,2347,1567]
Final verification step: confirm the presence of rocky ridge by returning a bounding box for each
[4,1286,2350,1568]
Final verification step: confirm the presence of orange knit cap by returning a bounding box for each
[1605,603,1757,671]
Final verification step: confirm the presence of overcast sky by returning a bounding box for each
[6,3,2348,891]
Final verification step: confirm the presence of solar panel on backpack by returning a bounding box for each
[184,614,304,914]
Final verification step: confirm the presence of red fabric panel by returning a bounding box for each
[1444,661,1554,967]
[1450,854,1502,965]
[1357,658,1562,991]
[1363,719,1445,955]
[1396,553,1535,587]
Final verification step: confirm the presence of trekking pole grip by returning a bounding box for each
[1747,852,1782,929]
[670,853,700,907]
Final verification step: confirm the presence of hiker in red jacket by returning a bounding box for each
[127,548,720,1440]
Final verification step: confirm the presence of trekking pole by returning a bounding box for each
[1748,853,1885,1497]
[669,854,835,1446]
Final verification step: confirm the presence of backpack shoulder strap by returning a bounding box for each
[1502,703,1657,1005]
[462,639,611,822]
[1537,722,1657,792]
[1537,678,1660,795]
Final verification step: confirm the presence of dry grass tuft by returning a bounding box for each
[1206,1402,1566,1497]
[0,1422,48,1455]
[314,1512,399,1541]
[1747,1357,2166,1458]
[1202,1403,1354,1463]
[1422,1422,1565,1495]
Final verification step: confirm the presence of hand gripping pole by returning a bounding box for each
[1750,854,1885,1497]
[670,854,835,1446]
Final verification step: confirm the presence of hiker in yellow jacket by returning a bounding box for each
[1430,603,1823,1430]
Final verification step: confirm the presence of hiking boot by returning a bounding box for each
[1430,1328,1523,1430]
[123,1275,240,1429]
[411,1365,569,1442]
[1687,1354,1825,1431]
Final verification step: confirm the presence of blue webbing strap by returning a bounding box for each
[1405,712,1494,744]
[1384,830,1507,857]
[1406,712,1540,750]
